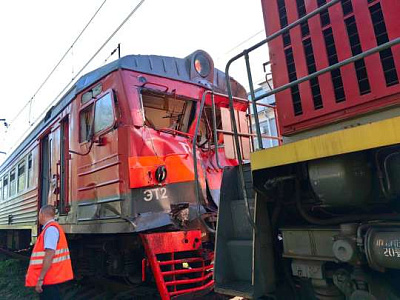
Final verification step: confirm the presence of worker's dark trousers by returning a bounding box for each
[40,284,61,300]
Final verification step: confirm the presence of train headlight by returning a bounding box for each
[187,50,214,83]
[194,53,211,78]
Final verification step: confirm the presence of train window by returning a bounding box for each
[94,93,115,134]
[80,105,94,143]
[18,161,26,193]
[3,175,8,200]
[9,169,16,197]
[27,154,33,188]
[93,84,103,97]
[82,84,103,104]
[142,92,194,133]
[81,91,93,104]
[202,106,223,148]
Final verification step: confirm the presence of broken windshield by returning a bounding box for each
[141,91,196,134]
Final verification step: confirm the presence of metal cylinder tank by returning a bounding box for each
[308,153,372,207]
[365,228,400,271]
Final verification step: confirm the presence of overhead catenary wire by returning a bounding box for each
[215,29,265,64]
[37,0,146,125]
[5,0,146,156]
[9,0,108,127]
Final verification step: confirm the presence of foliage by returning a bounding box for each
[0,256,36,300]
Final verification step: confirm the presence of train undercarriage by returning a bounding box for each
[216,142,400,300]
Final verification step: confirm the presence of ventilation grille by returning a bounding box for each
[345,16,371,94]
[285,48,303,115]
[369,3,399,87]
[277,0,291,47]
[303,39,323,109]
[317,0,331,27]
[296,0,310,37]
[323,28,346,102]
[341,0,353,16]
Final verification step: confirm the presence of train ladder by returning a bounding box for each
[140,230,214,300]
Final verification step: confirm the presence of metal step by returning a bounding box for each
[215,281,254,299]
[215,164,255,298]
[226,239,253,282]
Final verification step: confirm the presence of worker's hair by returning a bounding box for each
[40,205,56,217]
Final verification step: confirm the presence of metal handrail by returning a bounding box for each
[217,129,281,141]
[192,90,216,233]
[254,37,400,101]
[224,0,400,231]
[192,90,281,232]
[211,93,223,169]
[224,0,344,230]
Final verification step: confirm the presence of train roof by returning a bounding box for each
[0,50,247,171]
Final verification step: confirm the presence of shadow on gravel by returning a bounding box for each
[0,254,233,300]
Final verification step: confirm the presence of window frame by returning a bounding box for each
[139,88,197,134]
[17,158,27,194]
[2,174,8,201]
[0,152,34,201]
[9,168,16,198]
[79,88,116,144]
[27,153,33,189]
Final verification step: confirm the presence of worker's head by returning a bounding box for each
[39,205,56,225]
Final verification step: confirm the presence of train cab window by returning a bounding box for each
[80,106,94,143]
[9,169,16,197]
[3,175,8,200]
[27,154,33,188]
[18,161,26,193]
[80,92,114,142]
[142,92,195,133]
[94,93,114,134]
[199,106,222,148]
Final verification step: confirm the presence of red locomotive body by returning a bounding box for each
[0,50,249,298]
[263,0,400,135]
[214,1,400,299]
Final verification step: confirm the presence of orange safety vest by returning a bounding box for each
[25,221,74,286]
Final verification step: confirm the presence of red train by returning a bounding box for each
[264,0,400,136]
[0,50,249,299]
[214,0,400,299]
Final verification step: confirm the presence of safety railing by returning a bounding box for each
[192,89,281,231]
[141,231,214,300]
[222,0,400,229]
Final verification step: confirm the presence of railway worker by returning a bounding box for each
[25,205,74,299]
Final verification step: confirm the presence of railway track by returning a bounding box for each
[0,247,227,300]
[0,247,158,299]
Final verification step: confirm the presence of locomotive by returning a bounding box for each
[214,0,400,299]
[0,50,249,299]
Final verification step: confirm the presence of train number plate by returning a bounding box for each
[143,188,168,202]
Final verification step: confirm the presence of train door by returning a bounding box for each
[59,117,69,214]
[39,133,51,208]
[76,89,121,221]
